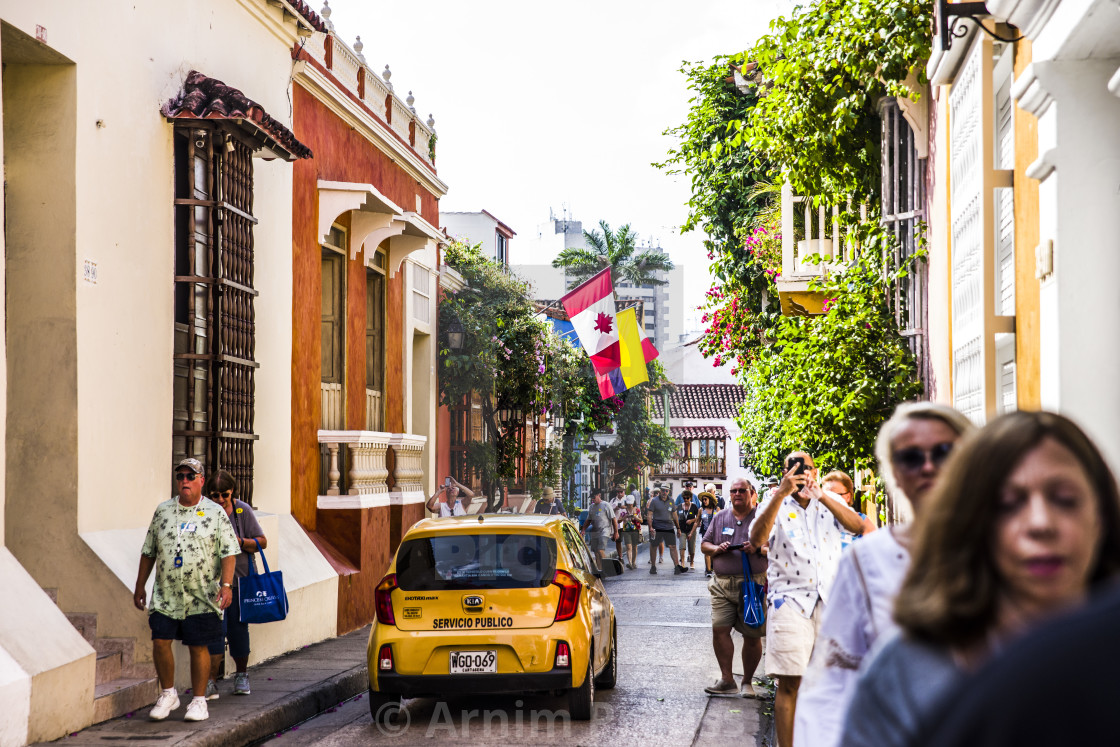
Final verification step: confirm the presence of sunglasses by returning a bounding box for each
[174,472,198,481]
[729,488,750,494]
[892,442,955,472]
[209,491,233,500]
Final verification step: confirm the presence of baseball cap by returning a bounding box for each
[175,457,204,475]
[625,496,636,505]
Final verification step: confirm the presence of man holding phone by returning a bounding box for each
[748,451,865,747]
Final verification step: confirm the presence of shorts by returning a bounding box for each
[765,598,822,677]
[589,532,607,552]
[708,573,768,639]
[622,530,642,547]
[150,611,223,648]
[649,527,675,546]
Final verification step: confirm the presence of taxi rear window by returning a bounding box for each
[396,533,558,590]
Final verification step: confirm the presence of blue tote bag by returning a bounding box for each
[239,539,289,624]
[741,550,767,630]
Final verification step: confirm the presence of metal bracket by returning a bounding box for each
[937,0,1023,51]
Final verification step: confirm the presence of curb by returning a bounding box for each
[177,665,369,747]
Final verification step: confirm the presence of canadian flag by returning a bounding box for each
[559,267,620,375]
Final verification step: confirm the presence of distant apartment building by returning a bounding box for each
[441,210,515,265]
[514,213,684,347]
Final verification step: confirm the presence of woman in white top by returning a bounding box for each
[793,402,974,747]
[425,476,475,517]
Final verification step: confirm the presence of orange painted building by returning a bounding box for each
[291,24,448,633]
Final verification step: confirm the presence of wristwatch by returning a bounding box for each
[221,583,233,588]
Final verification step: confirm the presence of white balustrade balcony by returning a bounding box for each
[776,182,866,315]
[317,430,392,508]
[317,430,427,509]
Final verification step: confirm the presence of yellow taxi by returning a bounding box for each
[366,513,621,722]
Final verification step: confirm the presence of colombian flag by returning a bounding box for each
[595,307,659,398]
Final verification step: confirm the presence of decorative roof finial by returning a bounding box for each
[353,35,365,64]
[427,113,435,129]
[320,0,334,32]
[382,64,393,91]
[406,91,415,113]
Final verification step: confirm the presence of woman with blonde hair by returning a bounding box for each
[840,410,1120,745]
[794,402,974,747]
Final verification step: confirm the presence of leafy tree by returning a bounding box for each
[602,362,675,483]
[440,240,590,509]
[552,220,674,288]
[739,225,924,476]
[658,0,932,482]
[656,55,770,274]
[743,0,933,202]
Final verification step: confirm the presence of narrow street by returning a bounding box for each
[256,553,772,746]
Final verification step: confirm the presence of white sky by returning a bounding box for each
[324,0,792,332]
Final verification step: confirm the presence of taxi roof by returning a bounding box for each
[404,513,574,537]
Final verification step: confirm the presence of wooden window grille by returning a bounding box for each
[173,125,259,502]
[881,98,931,399]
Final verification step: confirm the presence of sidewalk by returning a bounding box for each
[46,626,372,747]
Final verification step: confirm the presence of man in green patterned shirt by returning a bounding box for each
[133,458,239,722]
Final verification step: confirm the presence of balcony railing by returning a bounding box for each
[318,430,391,498]
[317,430,427,509]
[652,457,727,478]
[776,182,867,315]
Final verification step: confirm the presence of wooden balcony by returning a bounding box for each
[651,457,727,479]
[776,182,866,315]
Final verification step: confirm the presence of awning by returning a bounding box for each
[670,426,730,440]
[162,71,312,161]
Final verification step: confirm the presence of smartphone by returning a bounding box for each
[444,476,452,488]
[788,456,807,475]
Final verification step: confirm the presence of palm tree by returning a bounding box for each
[552,220,675,289]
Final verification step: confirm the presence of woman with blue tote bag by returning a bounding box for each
[203,470,267,698]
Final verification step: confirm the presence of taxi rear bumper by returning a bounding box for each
[375,669,574,697]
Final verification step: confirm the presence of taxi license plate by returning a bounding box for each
[450,650,497,673]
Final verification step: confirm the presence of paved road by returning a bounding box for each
[256,552,773,746]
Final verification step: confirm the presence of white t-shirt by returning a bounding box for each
[751,492,848,617]
[438,499,466,517]
[794,528,911,747]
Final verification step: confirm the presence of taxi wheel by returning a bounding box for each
[568,653,594,721]
[368,688,401,726]
[594,623,617,690]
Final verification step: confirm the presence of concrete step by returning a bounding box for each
[95,650,122,685]
[92,677,159,724]
[95,637,151,680]
[66,611,98,646]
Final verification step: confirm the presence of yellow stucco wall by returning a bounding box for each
[1012,41,1042,410]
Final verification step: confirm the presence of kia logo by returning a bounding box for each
[464,595,483,607]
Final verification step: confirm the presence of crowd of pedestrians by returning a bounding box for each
[669,403,1120,747]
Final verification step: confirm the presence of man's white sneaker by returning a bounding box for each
[183,697,209,722]
[149,689,180,721]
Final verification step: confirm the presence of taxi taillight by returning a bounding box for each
[375,574,398,625]
[554,641,571,668]
[552,570,581,622]
[378,644,394,672]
